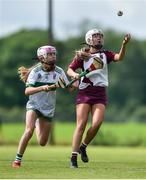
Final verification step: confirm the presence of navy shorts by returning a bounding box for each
[76,86,107,106]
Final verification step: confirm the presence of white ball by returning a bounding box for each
[117,11,123,16]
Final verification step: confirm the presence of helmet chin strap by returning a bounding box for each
[90,44,103,49]
[84,43,103,50]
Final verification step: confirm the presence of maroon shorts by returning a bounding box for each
[76,86,107,106]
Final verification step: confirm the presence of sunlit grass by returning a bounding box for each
[0,146,146,179]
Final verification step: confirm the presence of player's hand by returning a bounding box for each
[42,85,55,91]
[72,73,80,80]
[67,81,79,92]
[72,80,79,88]
[123,34,131,45]
[76,48,91,61]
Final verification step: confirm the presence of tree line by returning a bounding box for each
[0,29,146,123]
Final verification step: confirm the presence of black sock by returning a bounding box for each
[80,142,87,150]
[71,152,78,161]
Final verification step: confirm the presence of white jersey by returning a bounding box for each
[79,52,108,89]
[68,50,115,90]
[26,64,69,118]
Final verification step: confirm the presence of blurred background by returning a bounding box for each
[0,0,146,146]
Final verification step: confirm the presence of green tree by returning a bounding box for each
[0,28,146,122]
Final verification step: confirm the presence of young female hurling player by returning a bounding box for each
[67,28,131,168]
[12,45,70,168]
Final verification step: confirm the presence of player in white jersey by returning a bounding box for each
[67,28,131,168]
[12,45,70,168]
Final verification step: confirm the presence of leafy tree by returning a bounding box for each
[0,28,146,122]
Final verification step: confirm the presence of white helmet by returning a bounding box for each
[85,29,104,45]
[37,45,56,60]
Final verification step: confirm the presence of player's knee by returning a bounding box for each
[38,139,48,146]
[39,142,46,146]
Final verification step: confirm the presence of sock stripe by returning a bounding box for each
[81,143,87,148]
[17,153,23,158]
[15,153,23,162]
[72,152,78,155]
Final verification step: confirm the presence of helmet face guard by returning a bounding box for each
[85,29,104,49]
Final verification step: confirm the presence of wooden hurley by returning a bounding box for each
[67,57,103,87]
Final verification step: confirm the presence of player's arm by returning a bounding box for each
[67,55,83,80]
[25,68,54,95]
[25,85,52,95]
[66,68,81,92]
[114,34,131,62]
[67,49,90,79]
[67,68,80,80]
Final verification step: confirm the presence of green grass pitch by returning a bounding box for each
[0,145,146,179]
